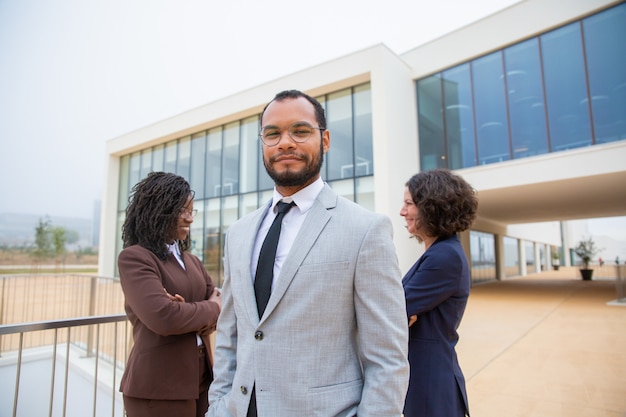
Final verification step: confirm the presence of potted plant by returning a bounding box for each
[551,248,560,271]
[573,236,602,280]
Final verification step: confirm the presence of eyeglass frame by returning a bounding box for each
[259,122,326,147]
[180,208,198,218]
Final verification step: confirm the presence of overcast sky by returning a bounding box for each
[1,0,624,241]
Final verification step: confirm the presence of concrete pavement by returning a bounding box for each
[457,267,626,417]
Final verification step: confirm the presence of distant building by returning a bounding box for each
[91,200,101,249]
[100,0,626,283]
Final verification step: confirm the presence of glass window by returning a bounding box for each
[239,116,259,193]
[353,84,373,176]
[442,64,476,168]
[503,39,549,158]
[140,149,152,179]
[164,141,177,173]
[473,51,511,164]
[470,231,496,282]
[541,22,592,151]
[190,202,204,259]
[503,236,520,278]
[205,127,222,198]
[525,241,536,273]
[222,122,240,196]
[152,144,164,172]
[118,155,130,211]
[220,195,239,285]
[417,75,445,170]
[190,132,207,199]
[239,192,259,218]
[326,89,354,180]
[328,179,355,202]
[583,3,626,144]
[355,176,375,211]
[177,136,191,179]
[204,198,221,285]
[128,152,141,191]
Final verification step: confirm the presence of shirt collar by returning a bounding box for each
[272,177,324,214]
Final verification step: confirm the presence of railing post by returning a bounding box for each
[86,276,97,357]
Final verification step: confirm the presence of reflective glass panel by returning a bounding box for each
[117,155,130,211]
[541,22,592,151]
[525,241,536,273]
[417,75,445,170]
[164,141,177,173]
[140,149,152,180]
[190,131,207,199]
[190,202,204,259]
[326,89,353,180]
[470,231,496,283]
[152,144,164,172]
[128,152,141,191]
[328,179,355,202]
[239,116,259,193]
[504,38,549,158]
[205,127,222,198]
[442,64,476,168]
[204,198,221,285]
[473,51,511,164]
[222,122,239,195]
[353,84,373,176]
[177,136,191,179]
[355,176,374,211]
[583,3,626,144]
[503,236,520,277]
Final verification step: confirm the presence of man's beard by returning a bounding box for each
[264,142,324,187]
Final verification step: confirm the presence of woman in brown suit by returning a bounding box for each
[118,172,221,417]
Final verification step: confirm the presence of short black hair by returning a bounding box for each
[260,90,326,129]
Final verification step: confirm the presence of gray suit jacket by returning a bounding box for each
[208,184,409,417]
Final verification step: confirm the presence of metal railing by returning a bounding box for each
[0,274,129,417]
[0,315,129,417]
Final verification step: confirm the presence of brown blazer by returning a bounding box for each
[118,244,220,400]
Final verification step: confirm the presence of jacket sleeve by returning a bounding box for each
[354,214,410,417]
[119,246,220,336]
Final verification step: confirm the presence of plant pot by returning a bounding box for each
[580,269,593,280]
[552,264,560,271]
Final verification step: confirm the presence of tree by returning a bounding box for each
[33,217,53,262]
[52,226,67,258]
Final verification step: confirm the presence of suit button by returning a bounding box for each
[240,386,248,395]
[254,331,264,340]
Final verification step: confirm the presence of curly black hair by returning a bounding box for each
[121,172,195,260]
[406,169,478,238]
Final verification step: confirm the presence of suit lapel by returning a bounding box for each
[260,185,337,322]
[238,201,272,325]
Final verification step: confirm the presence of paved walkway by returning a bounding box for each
[457,267,626,417]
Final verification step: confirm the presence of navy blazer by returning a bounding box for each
[402,234,470,417]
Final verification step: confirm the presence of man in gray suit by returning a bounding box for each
[208,90,409,417]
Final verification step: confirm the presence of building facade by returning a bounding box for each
[100,0,626,284]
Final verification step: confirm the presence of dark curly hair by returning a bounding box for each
[406,169,478,238]
[260,89,326,129]
[121,172,195,260]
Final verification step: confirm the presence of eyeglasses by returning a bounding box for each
[259,122,325,147]
[180,208,198,218]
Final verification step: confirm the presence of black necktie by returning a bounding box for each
[255,200,295,318]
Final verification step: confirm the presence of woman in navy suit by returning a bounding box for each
[400,169,478,417]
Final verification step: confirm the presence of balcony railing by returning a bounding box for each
[0,274,129,417]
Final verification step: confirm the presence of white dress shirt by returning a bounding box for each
[251,176,325,289]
